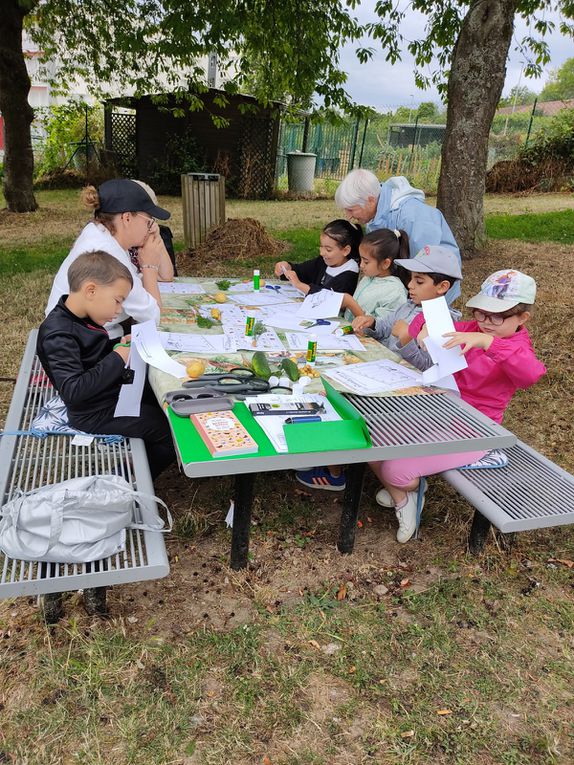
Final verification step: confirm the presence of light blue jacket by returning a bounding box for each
[366,177,462,304]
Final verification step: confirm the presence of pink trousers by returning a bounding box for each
[370,450,487,488]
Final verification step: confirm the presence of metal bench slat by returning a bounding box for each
[0,330,170,599]
[443,441,574,533]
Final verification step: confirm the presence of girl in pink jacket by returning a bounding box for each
[373,269,546,544]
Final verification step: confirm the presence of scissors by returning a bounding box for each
[182,368,270,396]
[265,284,282,293]
[307,319,331,329]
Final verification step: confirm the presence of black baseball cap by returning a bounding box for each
[97,179,171,220]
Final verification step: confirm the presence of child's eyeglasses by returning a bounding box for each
[473,309,511,326]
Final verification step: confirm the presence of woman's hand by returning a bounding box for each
[442,331,493,354]
[352,315,375,334]
[274,261,291,278]
[138,231,164,269]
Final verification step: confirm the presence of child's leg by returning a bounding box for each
[94,402,176,480]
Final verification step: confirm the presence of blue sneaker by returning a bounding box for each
[296,467,346,491]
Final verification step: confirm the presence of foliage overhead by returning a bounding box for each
[368,0,574,97]
[27,0,368,115]
[539,56,574,100]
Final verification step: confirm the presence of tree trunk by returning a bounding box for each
[437,0,517,258]
[0,1,37,212]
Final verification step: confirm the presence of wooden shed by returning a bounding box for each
[104,89,283,199]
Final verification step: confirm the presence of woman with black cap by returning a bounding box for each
[46,179,174,338]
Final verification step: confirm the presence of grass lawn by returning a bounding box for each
[0,191,573,764]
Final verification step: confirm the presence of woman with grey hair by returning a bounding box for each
[335,169,462,303]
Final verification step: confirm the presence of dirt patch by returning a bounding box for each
[177,218,289,275]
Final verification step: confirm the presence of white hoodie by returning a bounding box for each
[45,222,160,338]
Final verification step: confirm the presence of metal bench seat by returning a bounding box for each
[0,331,169,599]
[442,441,574,551]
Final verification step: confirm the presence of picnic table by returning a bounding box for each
[148,277,516,567]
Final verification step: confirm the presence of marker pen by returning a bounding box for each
[284,416,322,424]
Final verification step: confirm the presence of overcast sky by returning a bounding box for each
[339,3,573,110]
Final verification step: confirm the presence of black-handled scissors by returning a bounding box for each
[183,374,270,395]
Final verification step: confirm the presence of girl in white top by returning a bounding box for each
[46,179,174,338]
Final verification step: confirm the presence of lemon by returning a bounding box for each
[214,292,227,303]
[186,359,207,379]
[210,308,221,320]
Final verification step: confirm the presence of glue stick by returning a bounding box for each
[245,313,256,336]
[306,335,318,366]
[253,269,260,291]
[335,325,353,336]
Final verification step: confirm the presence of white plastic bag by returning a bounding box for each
[0,475,171,563]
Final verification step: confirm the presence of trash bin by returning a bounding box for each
[286,152,317,193]
[181,173,226,248]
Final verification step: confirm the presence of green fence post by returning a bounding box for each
[358,118,369,167]
[349,117,361,170]
[525,98,538,147]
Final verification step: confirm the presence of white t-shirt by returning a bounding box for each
[45,222,160,339]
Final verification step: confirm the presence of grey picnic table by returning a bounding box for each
[153,278,516,568]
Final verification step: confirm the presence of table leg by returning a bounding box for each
[337,462,366,554]
[231,472,255,570]
[468,509,491,554]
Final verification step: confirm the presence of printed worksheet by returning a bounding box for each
[158,282,206,294]
[223,323,286,352]
[296,289,343,319]
[228,291,295,307]
[421,296,468,378]
[285,332,364,352]
[159,332,236,354]
[261,311,340,333]
[323,359,423,394]
[131,320,187,378]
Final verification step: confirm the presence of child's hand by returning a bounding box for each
[417,326,428,350]
[442,331,494,354]
[121,334,131,344]
[114,345,131,363]
[274,261,291,277]
[352,315,375,334]
[285,270,303,289]
[391,319,410,347]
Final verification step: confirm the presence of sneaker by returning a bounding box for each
[460,449,509,470]
[395,481,426,544]
[295,467,346,491]
[376,481,428,508]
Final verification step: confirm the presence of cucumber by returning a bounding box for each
[251,351,272,380]
[280,358,300,381]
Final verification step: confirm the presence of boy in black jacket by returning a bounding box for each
[37,250,175,480]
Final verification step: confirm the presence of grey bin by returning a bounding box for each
[181,172,226,248]
[286,152,317,193]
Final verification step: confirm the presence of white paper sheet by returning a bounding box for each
[243,394,341,453]
[223,323,285,351]
[421,297,468,378]
[159,332,236,354]
[323,359,423,394]
[131,320,187,378]
[296,289,343,319]
[264,284,305,298]
[285,332,364,352]
[114,342,147,417]
[228,291,294,306]
[158,282,206,295]
[262,312,340,333]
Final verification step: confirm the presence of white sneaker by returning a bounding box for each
[377,481,427,509]
[395,486,426,544]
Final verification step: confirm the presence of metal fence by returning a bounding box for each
[275,101,562,195]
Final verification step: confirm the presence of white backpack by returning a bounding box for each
[0,475,171,564]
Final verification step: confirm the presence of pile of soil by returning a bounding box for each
[485,157,573,193]
[177,217,289,275]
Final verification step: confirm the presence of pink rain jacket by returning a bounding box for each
[409,316,546,423]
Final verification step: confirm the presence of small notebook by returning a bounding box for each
[190,410,259,458]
